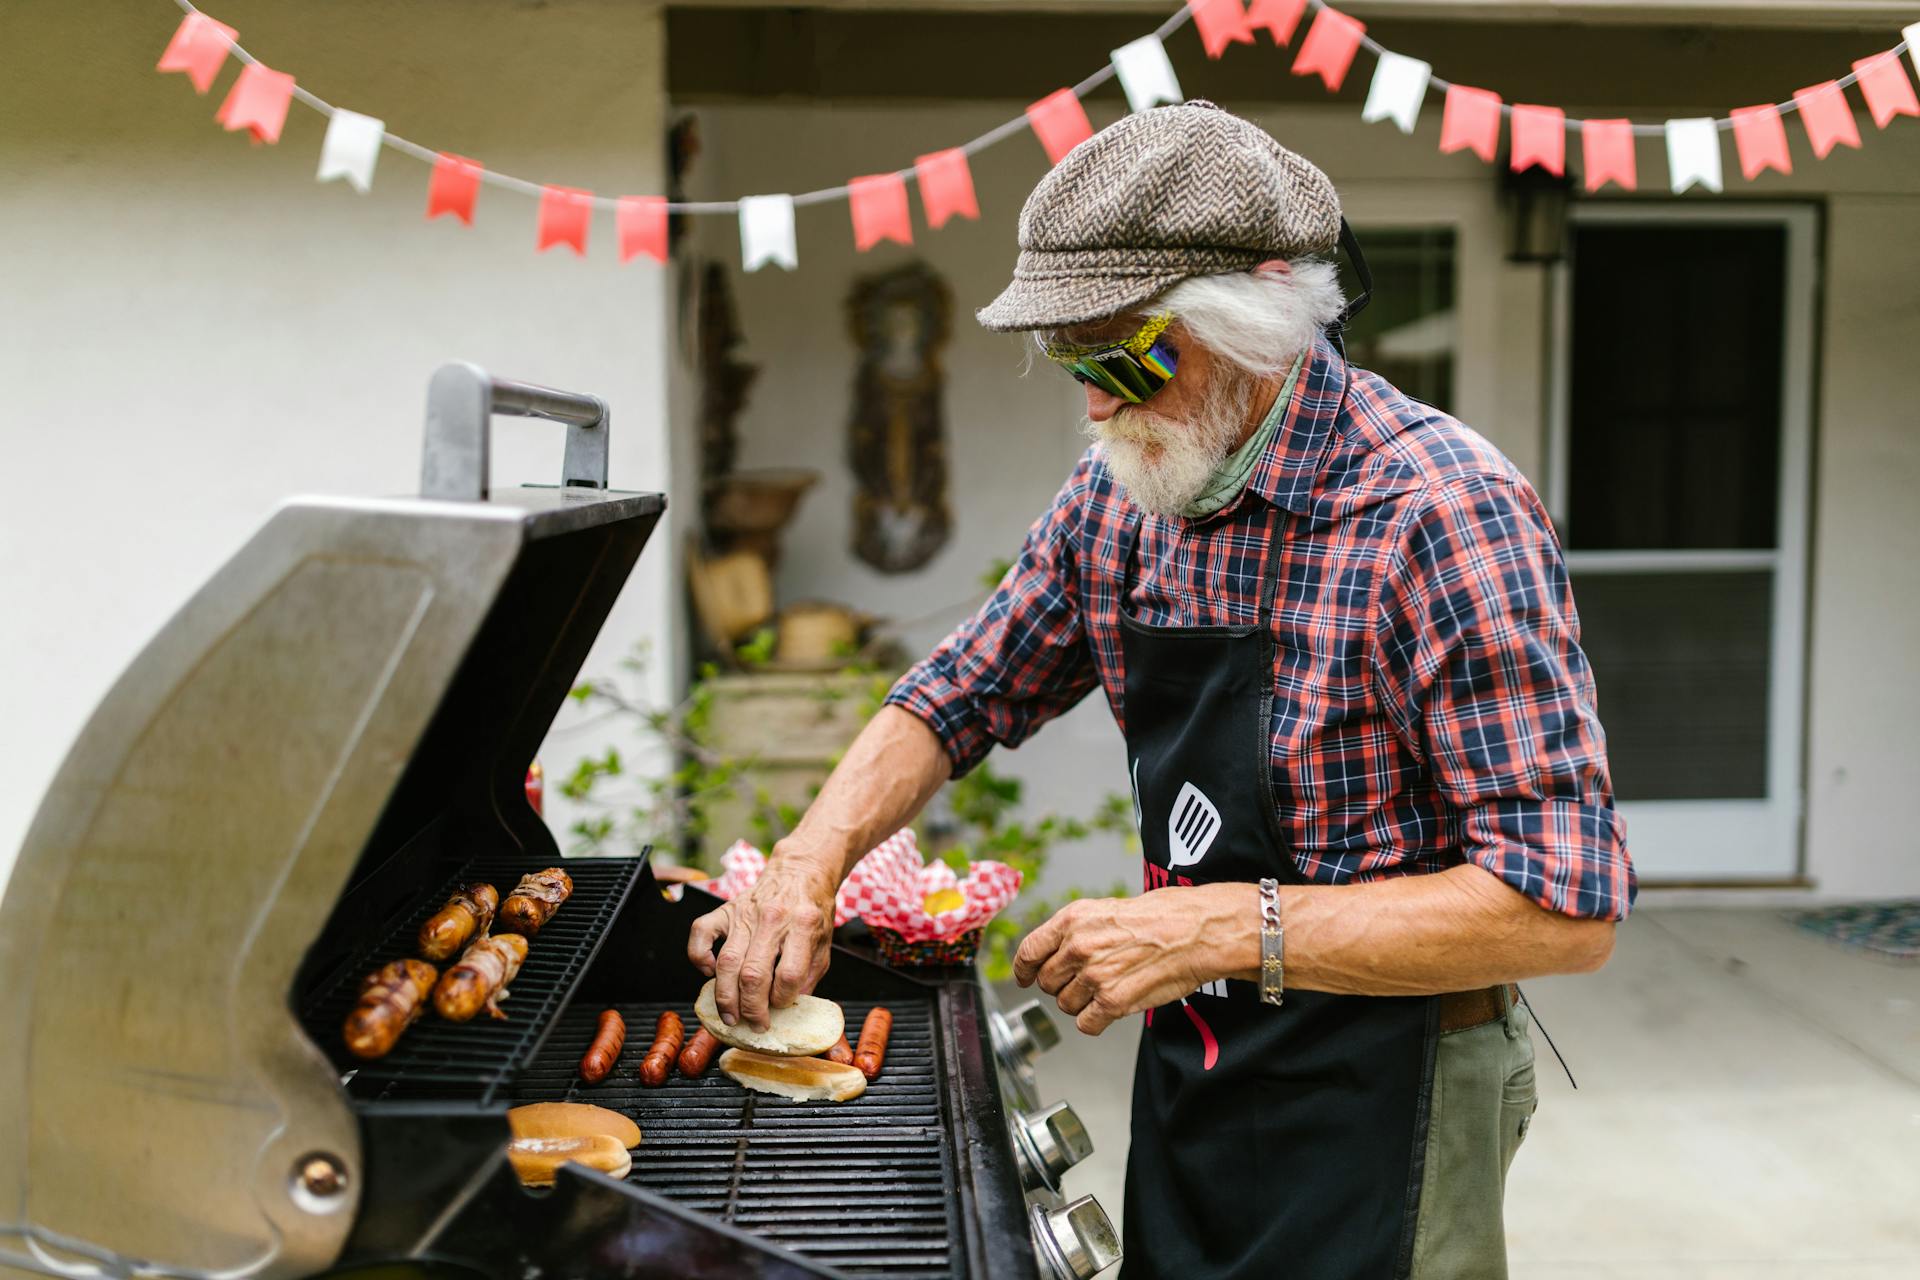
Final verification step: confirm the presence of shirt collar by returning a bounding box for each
[1244,331,1348,515]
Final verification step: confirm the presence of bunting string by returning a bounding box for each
[157,0,1919,269]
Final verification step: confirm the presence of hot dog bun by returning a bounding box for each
[694,979,844,1057]
[507,1133,632,1186]
[719,1047,867,1102]
[507,1102,641,1150]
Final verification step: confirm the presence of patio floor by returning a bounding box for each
[1003,904,1920,1279]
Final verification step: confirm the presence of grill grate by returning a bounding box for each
[300,855,642,1106]
[516,998,962,1279]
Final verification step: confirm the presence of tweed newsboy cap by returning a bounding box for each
[977,100,1341,333]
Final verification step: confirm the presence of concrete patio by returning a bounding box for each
[1007,903,1920,1279]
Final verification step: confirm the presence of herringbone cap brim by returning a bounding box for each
[978,100,1341,333]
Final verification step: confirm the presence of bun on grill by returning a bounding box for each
[507,1133,632,1186]
[719,1047,867,1102]
[694,978,844,1057]
[508,1101,641,1149]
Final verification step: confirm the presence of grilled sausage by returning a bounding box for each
[497,868,573,937]
[579,1009,626,1084]
[343,959,438,1059]
[676,1027,721,1079]
[432,933,529,1022]
[417,882,499,962]
[824,1034,854,1066]
[639,1011,684,1086]
[853,1007,892,1081]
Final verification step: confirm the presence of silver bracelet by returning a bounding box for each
[1259,877,1284,1007]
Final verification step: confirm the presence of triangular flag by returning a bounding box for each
[849,173,913,251]
[740,194,797,271]
[914,149,979,229]
[1730,106,1792,179]
[1511,104,1566,175]
[617,195,668,263]
[1793,81,1862,158]
[1112,35,1184,113]
[1027,90,1095,165]
[1247,0,1307,45]
[1580,119,1637,192]
[426,153,482,224]
[537,186,593,255]
[1362,52,1430,133]
[1664,118,1723,193]
[1852,51,1920,128]
[1291,7,1365,93]
[214,63,295,145]
[1909,24,1920,85]
[317,110,383,193]
[157,12,237,94]
[1187,0,1255,59]
[1440,85,1502,163]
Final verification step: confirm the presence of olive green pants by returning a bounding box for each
[1407,990,1539,1280]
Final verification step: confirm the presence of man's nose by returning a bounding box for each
[1084,383,1127,422]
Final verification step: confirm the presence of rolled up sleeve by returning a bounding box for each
[1372,473,1636,921]
[886,453,1101,777]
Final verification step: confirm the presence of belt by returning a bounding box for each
[1437,983,1519,1033]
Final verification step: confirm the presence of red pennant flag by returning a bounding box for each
[1440,85,1502,163]
[1510,104,1567,175]
[157,12,237,94]
[1027,90,1095,165]
[537,186,593,255]
[1247,0,1307,45]
[1793,81,1862,158]
[617,195,668,263]
[214,63,295,145]
[1187,0,1256,59]
[849,173,914,251]
[1580,119,1637,192]
[1730,106,1792,179]
[915,149,979,229]
[1291,7,1365,92]
[427,153,482,224]
[1852,51,1920,129]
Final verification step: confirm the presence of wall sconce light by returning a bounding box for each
[1502,164,1574,264]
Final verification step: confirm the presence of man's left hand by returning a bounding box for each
[1012,886,1237,1035]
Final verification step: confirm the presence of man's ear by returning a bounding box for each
[1253,259,1293,278]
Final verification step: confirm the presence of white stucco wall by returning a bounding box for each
[0,1,680,894]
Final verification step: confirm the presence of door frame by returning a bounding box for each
[1545,201,1819,883]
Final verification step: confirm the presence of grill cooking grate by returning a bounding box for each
[300,855,642,1106]
[516,998,961,1279]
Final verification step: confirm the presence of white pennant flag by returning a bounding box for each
[1111,35,1183,114]
[1906,23,1920,81]
[1664,118,1724,194]
[1362,52,1431,134]
[739,195,797,272]
[316,109,384,193]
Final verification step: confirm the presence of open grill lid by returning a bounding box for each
[0,365,664,1280]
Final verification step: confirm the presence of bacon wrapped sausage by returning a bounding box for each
[417,882,499,962]
[432,933,529,1022]
[497,868,573,937]
[343,959,439,1059]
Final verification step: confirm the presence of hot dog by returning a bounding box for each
[497,868,573,937]
[852,1006,892,1081]
[580,1009,626,1084]
[676,1027,721,1078]
[343,959,438,1059]
[417,882,499,962]
[824,1034,854,1066]
[432,933,528,1022]
[639,1011,684,1086]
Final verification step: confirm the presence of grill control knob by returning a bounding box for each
[1011,1101,1094,1194]
[992,998,1062,1064]
[1030,1196,1122,1279]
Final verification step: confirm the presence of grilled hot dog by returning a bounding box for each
[676,1027,721,1078]
[853,1006,892,1081]
[417,882,499,962]
[497,868,572,938]
[580,1009,626,1084]
[824,1034,854,1066]
[343,959,438,1059]
[432,933,528,1022]
[639,1011,684,1086]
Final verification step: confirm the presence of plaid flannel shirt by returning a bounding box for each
[887,333,1635,921]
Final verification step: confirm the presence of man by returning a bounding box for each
[689,101,1634,1280]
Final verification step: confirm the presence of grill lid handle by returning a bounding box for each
[422,360,610,501]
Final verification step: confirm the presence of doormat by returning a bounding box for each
[1786,900,1920,962]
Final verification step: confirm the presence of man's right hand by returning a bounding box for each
[686,849,840,1032]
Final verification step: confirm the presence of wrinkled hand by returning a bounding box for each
[686,852,839,1032]
[1013,890,1227,1035]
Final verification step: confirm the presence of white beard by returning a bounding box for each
[1084,370,1256,518]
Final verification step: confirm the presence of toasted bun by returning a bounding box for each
[695,979,844,1057]
[507,1102,641,1150]
[507,1133,633,1186]
[719,1047,867,1102]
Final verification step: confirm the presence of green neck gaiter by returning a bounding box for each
[1180,351,1307,519]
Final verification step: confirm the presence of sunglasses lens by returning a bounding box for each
[1047,320,1179,402]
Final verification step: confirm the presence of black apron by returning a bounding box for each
[1117,503,1440,1280]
